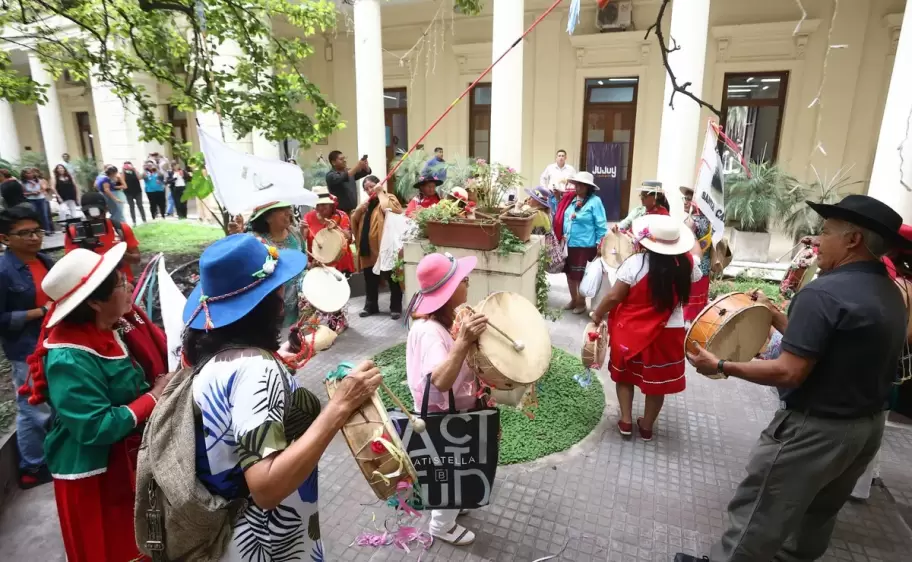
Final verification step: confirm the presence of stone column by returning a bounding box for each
[90,73,143,166]
[353,0,387,175]
[27,54,67,164]
[490,0,524,171]
[868,0,912,223]
[0,99,22,162]
[131,73,167,160]
[654,0,710,219]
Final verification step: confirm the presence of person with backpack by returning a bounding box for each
[19,242,171,562]
[135,234,382,561]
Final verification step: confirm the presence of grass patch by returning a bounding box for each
[372,344,605,465]
[710,277,784,306]
[133,221,223,254]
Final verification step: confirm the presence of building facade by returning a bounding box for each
[1,0,910,224]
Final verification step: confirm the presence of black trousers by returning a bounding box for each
[172,185,188,219]
[362,267,403,313]
[125,191,146,223]
[147,191,167,218]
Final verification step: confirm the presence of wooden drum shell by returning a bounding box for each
[685,292,773,363]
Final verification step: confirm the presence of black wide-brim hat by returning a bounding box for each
[413,175,443,189]
[807,194,911,250]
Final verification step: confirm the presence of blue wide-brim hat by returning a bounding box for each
[183,234,307,330]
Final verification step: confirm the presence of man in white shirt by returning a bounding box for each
[540,149,577,193]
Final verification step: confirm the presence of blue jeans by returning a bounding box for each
[10,360,51,470]
[27,198,52,233]
[166,190,175,215]
[105,193,126,225]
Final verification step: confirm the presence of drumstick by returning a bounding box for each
[774,241,806,263]
[464,305,526,351]
[379,381,426,433]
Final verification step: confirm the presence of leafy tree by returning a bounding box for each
[0,0,343,155]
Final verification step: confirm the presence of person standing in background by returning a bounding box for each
[424,147,447,181]
[143,163,167,219]
[0,204,53,489]
[95,165,126,225]
[540,149,577,215]
[20,168,54,235]
[166,162,189,219]
[60,153,75,177]
[0,169,26,209]
[326,150,371,215]
[51,165,80,220]
[120,162,146,224]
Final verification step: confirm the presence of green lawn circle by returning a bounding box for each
[374,344,605,465]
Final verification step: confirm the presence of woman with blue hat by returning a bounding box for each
[524,185,553,234]
[180,234,382,561]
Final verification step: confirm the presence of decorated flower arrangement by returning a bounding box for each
[467,160,524,213]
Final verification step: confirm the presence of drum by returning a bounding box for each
[685,292,773,363]
[312,227,346,264]
[301,266,350,312]
[711,239,733,276]
[600,230,635,269]
[324,380,418,500]
[581,321,608,369]
[451,292,551,405]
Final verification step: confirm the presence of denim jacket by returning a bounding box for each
[0,251,55,361]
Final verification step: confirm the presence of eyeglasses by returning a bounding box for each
[9,229,45,239]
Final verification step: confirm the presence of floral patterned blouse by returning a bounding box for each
[193,351,325,561]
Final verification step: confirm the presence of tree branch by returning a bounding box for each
[644,0,721,119]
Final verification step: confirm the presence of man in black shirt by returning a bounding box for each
[679,195,909,562]
[325,150,371,215]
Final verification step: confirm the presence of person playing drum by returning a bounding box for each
[403,252,490,546]
[611,180,670,233]
[680,185,712,322]
[303,186,356,275]
[590,214,702,440]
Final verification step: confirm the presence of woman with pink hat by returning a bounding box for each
[404,252,490,546]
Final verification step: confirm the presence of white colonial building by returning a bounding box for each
[1,0,911,233]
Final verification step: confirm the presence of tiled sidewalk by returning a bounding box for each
[1,277,911,561]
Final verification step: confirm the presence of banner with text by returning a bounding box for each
[586,142,624,221]
[695,123,726,244]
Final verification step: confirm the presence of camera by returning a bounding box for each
[65,203,108,250]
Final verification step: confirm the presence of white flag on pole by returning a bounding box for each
[199,128,318,215]
[157,255,187,372]
[694,122,726,244]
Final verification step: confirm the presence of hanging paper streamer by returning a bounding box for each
[566,0,581,34]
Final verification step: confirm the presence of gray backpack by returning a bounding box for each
[134,356,249,561]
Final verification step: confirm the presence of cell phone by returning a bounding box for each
[361,155,368,161]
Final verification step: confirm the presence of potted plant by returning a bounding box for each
[725,161,796,262]
[414,199,501,251]
[494,165,536,242]
[392,148,430,205]
[782,165,860,241]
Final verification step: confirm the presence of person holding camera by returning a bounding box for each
[325,150,371,215]
[63,192,140,282]
[95,165,126,225]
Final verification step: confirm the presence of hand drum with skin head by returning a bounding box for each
[685,292,773,363]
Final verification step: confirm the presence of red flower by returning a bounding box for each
[587,331,600,341]
[370,440,386,455]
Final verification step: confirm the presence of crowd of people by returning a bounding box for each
[1,138,911,562]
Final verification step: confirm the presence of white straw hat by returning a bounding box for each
[311,185,334,205]
[638,180,664,194]
[568,171,599,191]
[631,214,695,256]
[43,243,128,327]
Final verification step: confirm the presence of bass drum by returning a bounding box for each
[685,292,773,363]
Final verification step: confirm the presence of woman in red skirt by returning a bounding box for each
[681,186,712,322]
[591,214,702,440]
[303,186,356,274]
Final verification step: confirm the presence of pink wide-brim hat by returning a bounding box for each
[411,253,477,315]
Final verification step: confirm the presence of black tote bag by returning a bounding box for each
[389,375,500,510]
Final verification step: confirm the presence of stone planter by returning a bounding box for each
[403,236,542,306]
[500,213,535,242]
[730,229,772,263]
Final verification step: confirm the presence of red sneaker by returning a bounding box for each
[636,418,653,441]
[18,465,52,490]
[617,420,633,436]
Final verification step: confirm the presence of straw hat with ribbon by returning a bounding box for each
[183,234,307,330]
[638,180,664,195]
[250,201,293,222]
[312,185,335,206]
[631,214,696,256]
[19,243,127,404]
[568,171,599,191]
[404,252,477,323]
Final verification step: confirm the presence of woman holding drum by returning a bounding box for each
[404,252,490,546]
[590,214,702,440]
[180,234,382,561]
[302,185,356,275]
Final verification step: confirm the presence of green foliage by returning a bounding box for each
[0,398,14,433]
[133,220,223,254]
[412,199,462,238]
[1,0,342,153]
[536,245,562,321]
[725,161,796,233]
[453,0,485,16]
[709,276,783,305]
[393,149,430,204]
[470,160,519,212]
[496,227,525,256]
[373,344,604,465]
[782,165,861,240]
[440,155,477,196]
[181,152,228,233]
[390,254,405,284]
[302,159,331,191]
[14,151,50,177]
[70,157,99,190]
